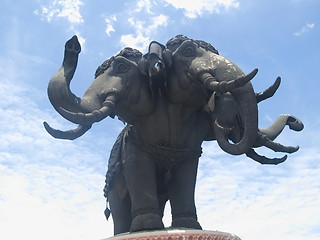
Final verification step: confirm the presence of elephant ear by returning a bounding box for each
[172,39,197,58]
[163,48,172,69]
[138,57,148,76]
[111,53,146,105]
[207,92,216,112]
[171,40,200,90]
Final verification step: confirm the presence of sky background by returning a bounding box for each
[0,0,319,239]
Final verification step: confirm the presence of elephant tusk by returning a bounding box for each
[200,68,258,93]
[246,148,287,165]
[43,122,91,140]
[256,77,281,103]
[264,140,299,154]
[57,98,116,125]
[254,132,299,154]
[58,104,113,125]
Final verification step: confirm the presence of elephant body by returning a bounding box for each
[104,72,213,233]
[105,102,212,234]
[44,35,303,235]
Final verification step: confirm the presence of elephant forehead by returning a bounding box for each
[190,53,219,71]
[191,53,239,73]
[100,61,140,80]
[91,69,139,94]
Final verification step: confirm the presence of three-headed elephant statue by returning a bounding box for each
[44,35,303,235]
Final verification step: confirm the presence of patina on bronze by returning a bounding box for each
[44,35,304,235]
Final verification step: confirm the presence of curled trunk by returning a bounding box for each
[47,35,84,116]
[45,36,115,139]
[199,69,259,155]
[47,36,115,124]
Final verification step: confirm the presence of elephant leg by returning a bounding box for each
[166,157,202,230]
[122,139,164,232]
[108,171,132,235]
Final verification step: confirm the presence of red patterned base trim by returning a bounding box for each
[104,229,241,240]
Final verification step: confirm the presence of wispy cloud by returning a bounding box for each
[106,0,239,51]
[136,0,153,14]
[196,143,320,240]
[120,33,151,52]
[0,163,110,240]
[34,0,84,24]
[119,4,169,51]
[2,1,319,240]
[105,15,117,37]
[294,23,315,37]
[164,0,239,18]
[0,51,113,239]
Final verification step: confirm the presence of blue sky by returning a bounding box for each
[0,0,319,239]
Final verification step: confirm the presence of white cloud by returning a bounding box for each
[101,0,168,51]
[120,34,151,51]
[120,13,169,51]
[294,23,315,37]
[164,0,239,18]
[105,15,117,37]
[76,34,86,49]
[195,142,320,240]
[3,1,320,239]
[150,14,169,29]
[0,50,114,239]
[34,0,84,24]
[136,0,153,14]
[0,164,111,240]
[1,50,319,240]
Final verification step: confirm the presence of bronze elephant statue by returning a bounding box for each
[44,35,303,235]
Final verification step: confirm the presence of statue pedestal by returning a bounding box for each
[104,229,241,240]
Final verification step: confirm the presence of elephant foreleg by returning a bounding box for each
[108,171,132,235]
[166,157,202,230]
[122,138,164,232]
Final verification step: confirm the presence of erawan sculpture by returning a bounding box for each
[44,35,304,235]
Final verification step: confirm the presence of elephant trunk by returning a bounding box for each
[200,70,259,155]
[47,36,83,115]
[258,114,304,143]
[47,35,115,126]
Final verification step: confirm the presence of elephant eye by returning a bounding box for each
[182,46,195,57]
[117,63,129,73]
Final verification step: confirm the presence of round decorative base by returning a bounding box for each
[104,229,241,240]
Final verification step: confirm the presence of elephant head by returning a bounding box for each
[161,35,259,155]
[204,77,304,165]
[44,36,154,140]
